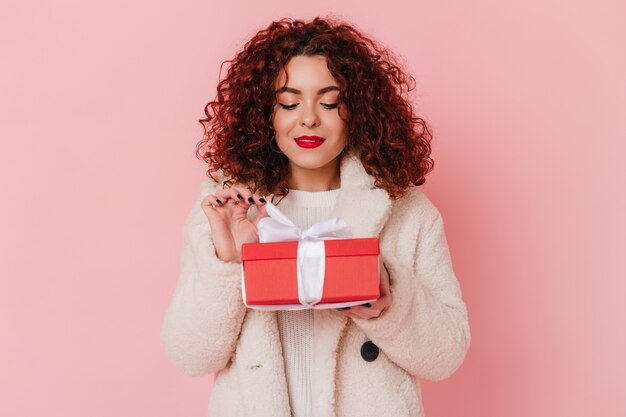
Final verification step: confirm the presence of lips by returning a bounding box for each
[294,135,325,149]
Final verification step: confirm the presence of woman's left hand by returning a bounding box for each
[336,257,392,320]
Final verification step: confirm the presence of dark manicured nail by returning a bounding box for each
[337,307,351,310]
[259,197,267,203]
[216,198,223,204]
[248,196,255,204]
[363,303,372,308]
[237,193,244,200]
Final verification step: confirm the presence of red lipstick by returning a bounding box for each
[294,135,325,149]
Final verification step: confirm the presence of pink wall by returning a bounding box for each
[1,1,624,416]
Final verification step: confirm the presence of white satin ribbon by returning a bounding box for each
[242,199,378,310]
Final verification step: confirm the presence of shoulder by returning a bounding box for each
[199,178,219,197]
[183,175,227,229]
[381,187,451,267]
[199,172,228,196]
[389,186,443,233]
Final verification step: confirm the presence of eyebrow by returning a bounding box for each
[275,85,340,95]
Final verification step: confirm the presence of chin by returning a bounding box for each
[287,152,339,169]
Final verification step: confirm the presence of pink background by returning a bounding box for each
[1,0,624,416]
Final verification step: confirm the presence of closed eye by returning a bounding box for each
[279,103,338,110]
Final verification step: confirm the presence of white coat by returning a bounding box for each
[160,151,471,417]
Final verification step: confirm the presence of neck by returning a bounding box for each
[286,158,341,191]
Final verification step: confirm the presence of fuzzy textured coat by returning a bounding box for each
[160,151,471,417]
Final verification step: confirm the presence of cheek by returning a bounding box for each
[325,109,346,128]
[328,116,348,140]
[273,112,297,137]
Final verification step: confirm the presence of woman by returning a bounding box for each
[160,16,471,417]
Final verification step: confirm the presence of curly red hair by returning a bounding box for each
[196,16,434,200]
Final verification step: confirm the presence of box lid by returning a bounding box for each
[242,237,379,261]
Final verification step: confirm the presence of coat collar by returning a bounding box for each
[224,149,394,237]
[236,151,394,417]
[331,150,393,237]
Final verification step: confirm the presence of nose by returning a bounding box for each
[300,103,320,128]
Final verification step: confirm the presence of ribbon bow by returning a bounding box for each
[254,199,354,307]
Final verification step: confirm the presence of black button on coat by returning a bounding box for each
[360,341,380,362]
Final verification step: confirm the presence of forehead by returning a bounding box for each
[274,55,339,93]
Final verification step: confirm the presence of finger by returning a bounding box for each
[252,201,270,226]
[215,188,246,205]
[247,191,269,206]
[242,188,271,208]
[337,310,361,320]
[367,295,390,314]
[382,267,391,291]
[201,194,228,209]
[381,275,393,301]
[215,189,257,218]
[339,307,372,320]
[353,297,388,320]
[351,310,374,320]
[228,186,257,206]
[349,305,380,319]
[378,262,392,297]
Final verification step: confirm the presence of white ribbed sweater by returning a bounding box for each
[271,188,341,417]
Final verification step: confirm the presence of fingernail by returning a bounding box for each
[216,198,223,204]
[337,307,351,310]
[248,196,255,204]
[237,194,244,200]
[363,303,371,308]
[259,197,267,203]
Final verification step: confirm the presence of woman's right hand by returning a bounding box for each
[200,186,271,263]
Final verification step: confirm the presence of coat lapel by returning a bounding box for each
[312,151,393,417]
[235,310,292,417]
[331,151,393,238]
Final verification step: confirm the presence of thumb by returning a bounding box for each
[252,196,272,227]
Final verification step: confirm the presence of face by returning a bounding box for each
[271,55,348,175]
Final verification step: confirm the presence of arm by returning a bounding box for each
[352,197,471,381]
[160,179,247,376]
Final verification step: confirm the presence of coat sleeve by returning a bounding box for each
[351,195,471,381]
[160,179,247,376]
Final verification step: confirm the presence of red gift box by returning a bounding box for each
[241,237,380,308]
